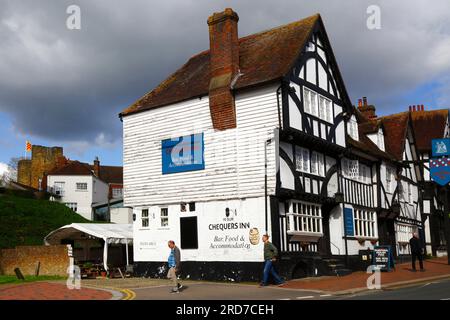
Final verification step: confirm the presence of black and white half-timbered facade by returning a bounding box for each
[120,9,443,281]
[410,108,450,256]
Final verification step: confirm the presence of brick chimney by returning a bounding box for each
[207,8,239,130]
[93,157,100,177]
[358,96,377,119]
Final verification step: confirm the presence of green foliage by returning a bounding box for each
[0,275,65,285]
[0,194,90,249]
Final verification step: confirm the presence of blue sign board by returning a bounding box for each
[162,133,205,174]
[430,157,450,186]
[432,138,450,157]
[344,208,354,236]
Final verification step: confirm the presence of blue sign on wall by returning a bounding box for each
[344,208,354,236]
[430,157,450,186]
[432,138,450,157]
[162,133,205,174]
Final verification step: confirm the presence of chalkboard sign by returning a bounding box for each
[344,208,354,236]
[372,246,395,272]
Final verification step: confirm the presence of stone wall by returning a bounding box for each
[0,245,70,276]
[30,146,63,190]
[17,159,32,186]
[16,145,64,190]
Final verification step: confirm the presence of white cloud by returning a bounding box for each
[0,162,9,176]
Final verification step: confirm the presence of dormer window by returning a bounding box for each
[348,116,359,141]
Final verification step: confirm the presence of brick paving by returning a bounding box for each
[281,257,450,293]
[0,282,113,300]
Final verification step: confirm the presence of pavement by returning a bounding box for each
[1,257,449,300]
[281,256,450,295]
[0,281,121,300]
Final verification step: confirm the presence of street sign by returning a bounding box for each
[430,157,450,186]
[432,138,450,157]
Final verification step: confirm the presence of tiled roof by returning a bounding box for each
[347,127,397,162]
[410,109,448,152]
[97,165,123,184]
[379,112,409,161]
[47,161,123,185]
[120,14,320,116]
[47,161,93,176]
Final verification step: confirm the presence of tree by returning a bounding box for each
[0,157,19,186]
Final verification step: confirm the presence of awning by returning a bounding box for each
[44,223,133,271]
[44,223,133,245]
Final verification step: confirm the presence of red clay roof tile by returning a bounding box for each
[120,14,320,116]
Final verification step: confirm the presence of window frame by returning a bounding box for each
[141,209,149,228]
[160,207,169,227]
[353,209,377,238]
[76,182,88,191]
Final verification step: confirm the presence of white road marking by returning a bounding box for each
[320,294,332,297]
[279,298,291,300]
[440,298,450,300]
[296,295,314,300]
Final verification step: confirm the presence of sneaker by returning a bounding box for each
[277,281,285,286]
[411,269,417,272]
[170,289,180,294]
[177,284,183,290]
[259,283,268,287]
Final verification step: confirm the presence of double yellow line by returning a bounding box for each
[120,288,136,300]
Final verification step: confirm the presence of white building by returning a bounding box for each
[120,9,431,281]
[47,159,123,221]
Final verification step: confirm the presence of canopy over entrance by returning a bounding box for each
[44,223,133,271]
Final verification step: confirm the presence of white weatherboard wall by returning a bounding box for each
[47,175,109,220]
[123,84,280,207]
[124,84,280,263]
[133,197,267,262]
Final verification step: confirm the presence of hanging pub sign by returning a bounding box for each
[432,138,450,157]
[430,157,450,186]
[162,133,205,174]
[372,245,395,272]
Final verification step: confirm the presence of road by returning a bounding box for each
[333,278,450,300]
[130,278,450,300]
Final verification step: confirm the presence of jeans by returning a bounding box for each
[412,253,424,270]
[262,259,283,285]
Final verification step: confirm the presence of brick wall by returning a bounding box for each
[0,245,70,276]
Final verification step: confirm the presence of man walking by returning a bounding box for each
[409,232,424,272]
[260,234,284,286]
[167,240,182,293]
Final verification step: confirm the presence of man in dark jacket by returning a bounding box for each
[167,240,182,293]
[409,232,424,272]
[260,234,284,286]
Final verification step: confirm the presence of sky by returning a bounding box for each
[0,0,449,168]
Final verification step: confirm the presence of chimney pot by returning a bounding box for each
[358,99,362,107]
[363,97,368,106]
[413,105,416,111]
[409,106,412,111]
